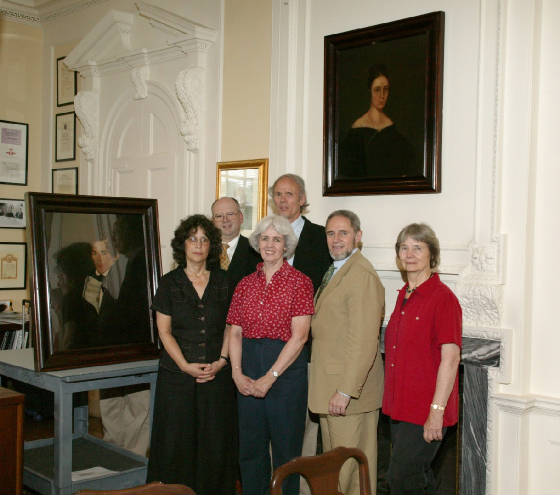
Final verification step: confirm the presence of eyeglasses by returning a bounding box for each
[213,212,239,221]
[186,236,210,245]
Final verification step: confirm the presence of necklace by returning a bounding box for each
[406,272,433,294]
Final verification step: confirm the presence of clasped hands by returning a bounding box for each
[181,360,226,383]
[233,371,275,398]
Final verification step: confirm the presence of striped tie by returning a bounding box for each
[220,243,230,270]
[315,263,335,301]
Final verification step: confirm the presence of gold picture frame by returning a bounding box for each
[216,158,268,236]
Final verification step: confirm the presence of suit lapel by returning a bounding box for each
[315,251,361,311]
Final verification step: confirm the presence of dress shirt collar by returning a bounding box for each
[225,234,240,260]
[287,216,305,266]
[290,215,305,239]
[332,248,359,275]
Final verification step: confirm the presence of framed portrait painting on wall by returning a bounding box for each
[216,159,268,236]
[323,11,444,196]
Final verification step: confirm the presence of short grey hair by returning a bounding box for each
[395,223,440,270]
[269,173,310,213]
[249,215,298,259]
[326,210,361,232]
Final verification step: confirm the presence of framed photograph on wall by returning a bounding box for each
[323,11,444,195]
[52,167,78,195]
[57,56,77,107]
[216,158,268,236]
[26,192,162,371]
[55,112,76,162]
[0,120,28,186]
[0,242,26,290]
[0,199,26,229]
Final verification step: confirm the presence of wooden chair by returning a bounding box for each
[76,481,196,495]
[270,446,371,495]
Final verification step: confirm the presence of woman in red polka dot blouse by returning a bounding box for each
[227,214,315,495]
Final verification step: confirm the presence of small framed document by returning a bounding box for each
[55,112,76,162]
[0,120,28,185]
[57,56,77,107]
[52,167,78,194]
[0,242,27,290]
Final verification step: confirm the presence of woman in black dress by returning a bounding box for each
[147,215,237,494]
[339,64,418,179]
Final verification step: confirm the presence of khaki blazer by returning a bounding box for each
[309,250,385,415]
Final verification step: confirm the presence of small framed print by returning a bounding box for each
[0,242,26,290]
[0,199,26,229]
[52,167,78,195]
[55,112,76,162]
[216,159,268,237]
[57,56,77,107]
[0,120,28,186]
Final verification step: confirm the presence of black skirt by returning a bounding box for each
[146,365,238,494]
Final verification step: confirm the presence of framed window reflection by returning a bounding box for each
[216,159,268,236]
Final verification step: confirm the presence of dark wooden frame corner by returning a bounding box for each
[323,11,445,196]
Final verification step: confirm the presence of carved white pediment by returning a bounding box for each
[64,10,134,71]
[135,1,217,45]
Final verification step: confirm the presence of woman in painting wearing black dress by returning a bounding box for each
[147,215,237,494]
[339,64,418,179]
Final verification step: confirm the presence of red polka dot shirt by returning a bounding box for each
[227,261,315,342]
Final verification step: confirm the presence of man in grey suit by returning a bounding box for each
[211,197,260,299]
[309,210,385,494]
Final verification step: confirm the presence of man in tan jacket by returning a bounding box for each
[309,210,385,494]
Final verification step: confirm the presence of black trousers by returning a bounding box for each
[238,338,308,495]
[388,420,447,495]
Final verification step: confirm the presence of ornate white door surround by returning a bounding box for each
[64,2,217,270]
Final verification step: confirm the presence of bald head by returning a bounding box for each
[211,197,244,242]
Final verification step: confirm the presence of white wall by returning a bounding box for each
[267,0,560,493]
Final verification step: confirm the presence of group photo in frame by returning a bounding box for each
[52,167,78,195]
[216,158,268,236]
[26,193,162,371]
[0,242,27,290]
[57,56,77,107]
[323,11,444,196]
[55,111,76,162]
[0,198,26,229]
[0,120,28,186]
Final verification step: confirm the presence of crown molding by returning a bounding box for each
[0,0,108,24]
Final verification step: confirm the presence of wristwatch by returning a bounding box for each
[271,370,279,378]
[431,403,445,411]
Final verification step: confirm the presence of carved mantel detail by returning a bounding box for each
[175,67,204,152]
[74,90,99,163]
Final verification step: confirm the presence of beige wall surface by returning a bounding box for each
[221,0,272,161]
[0,19,43,310]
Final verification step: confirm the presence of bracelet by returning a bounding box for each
[220,355,230,364]
[337,390,351,398]
[430,403,445,411]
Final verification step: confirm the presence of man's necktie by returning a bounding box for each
[315,263,335,301]
[220,243,230,270]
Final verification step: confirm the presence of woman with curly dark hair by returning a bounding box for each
[147,214,237,494]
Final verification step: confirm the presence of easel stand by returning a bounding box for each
[0,349,158,495]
